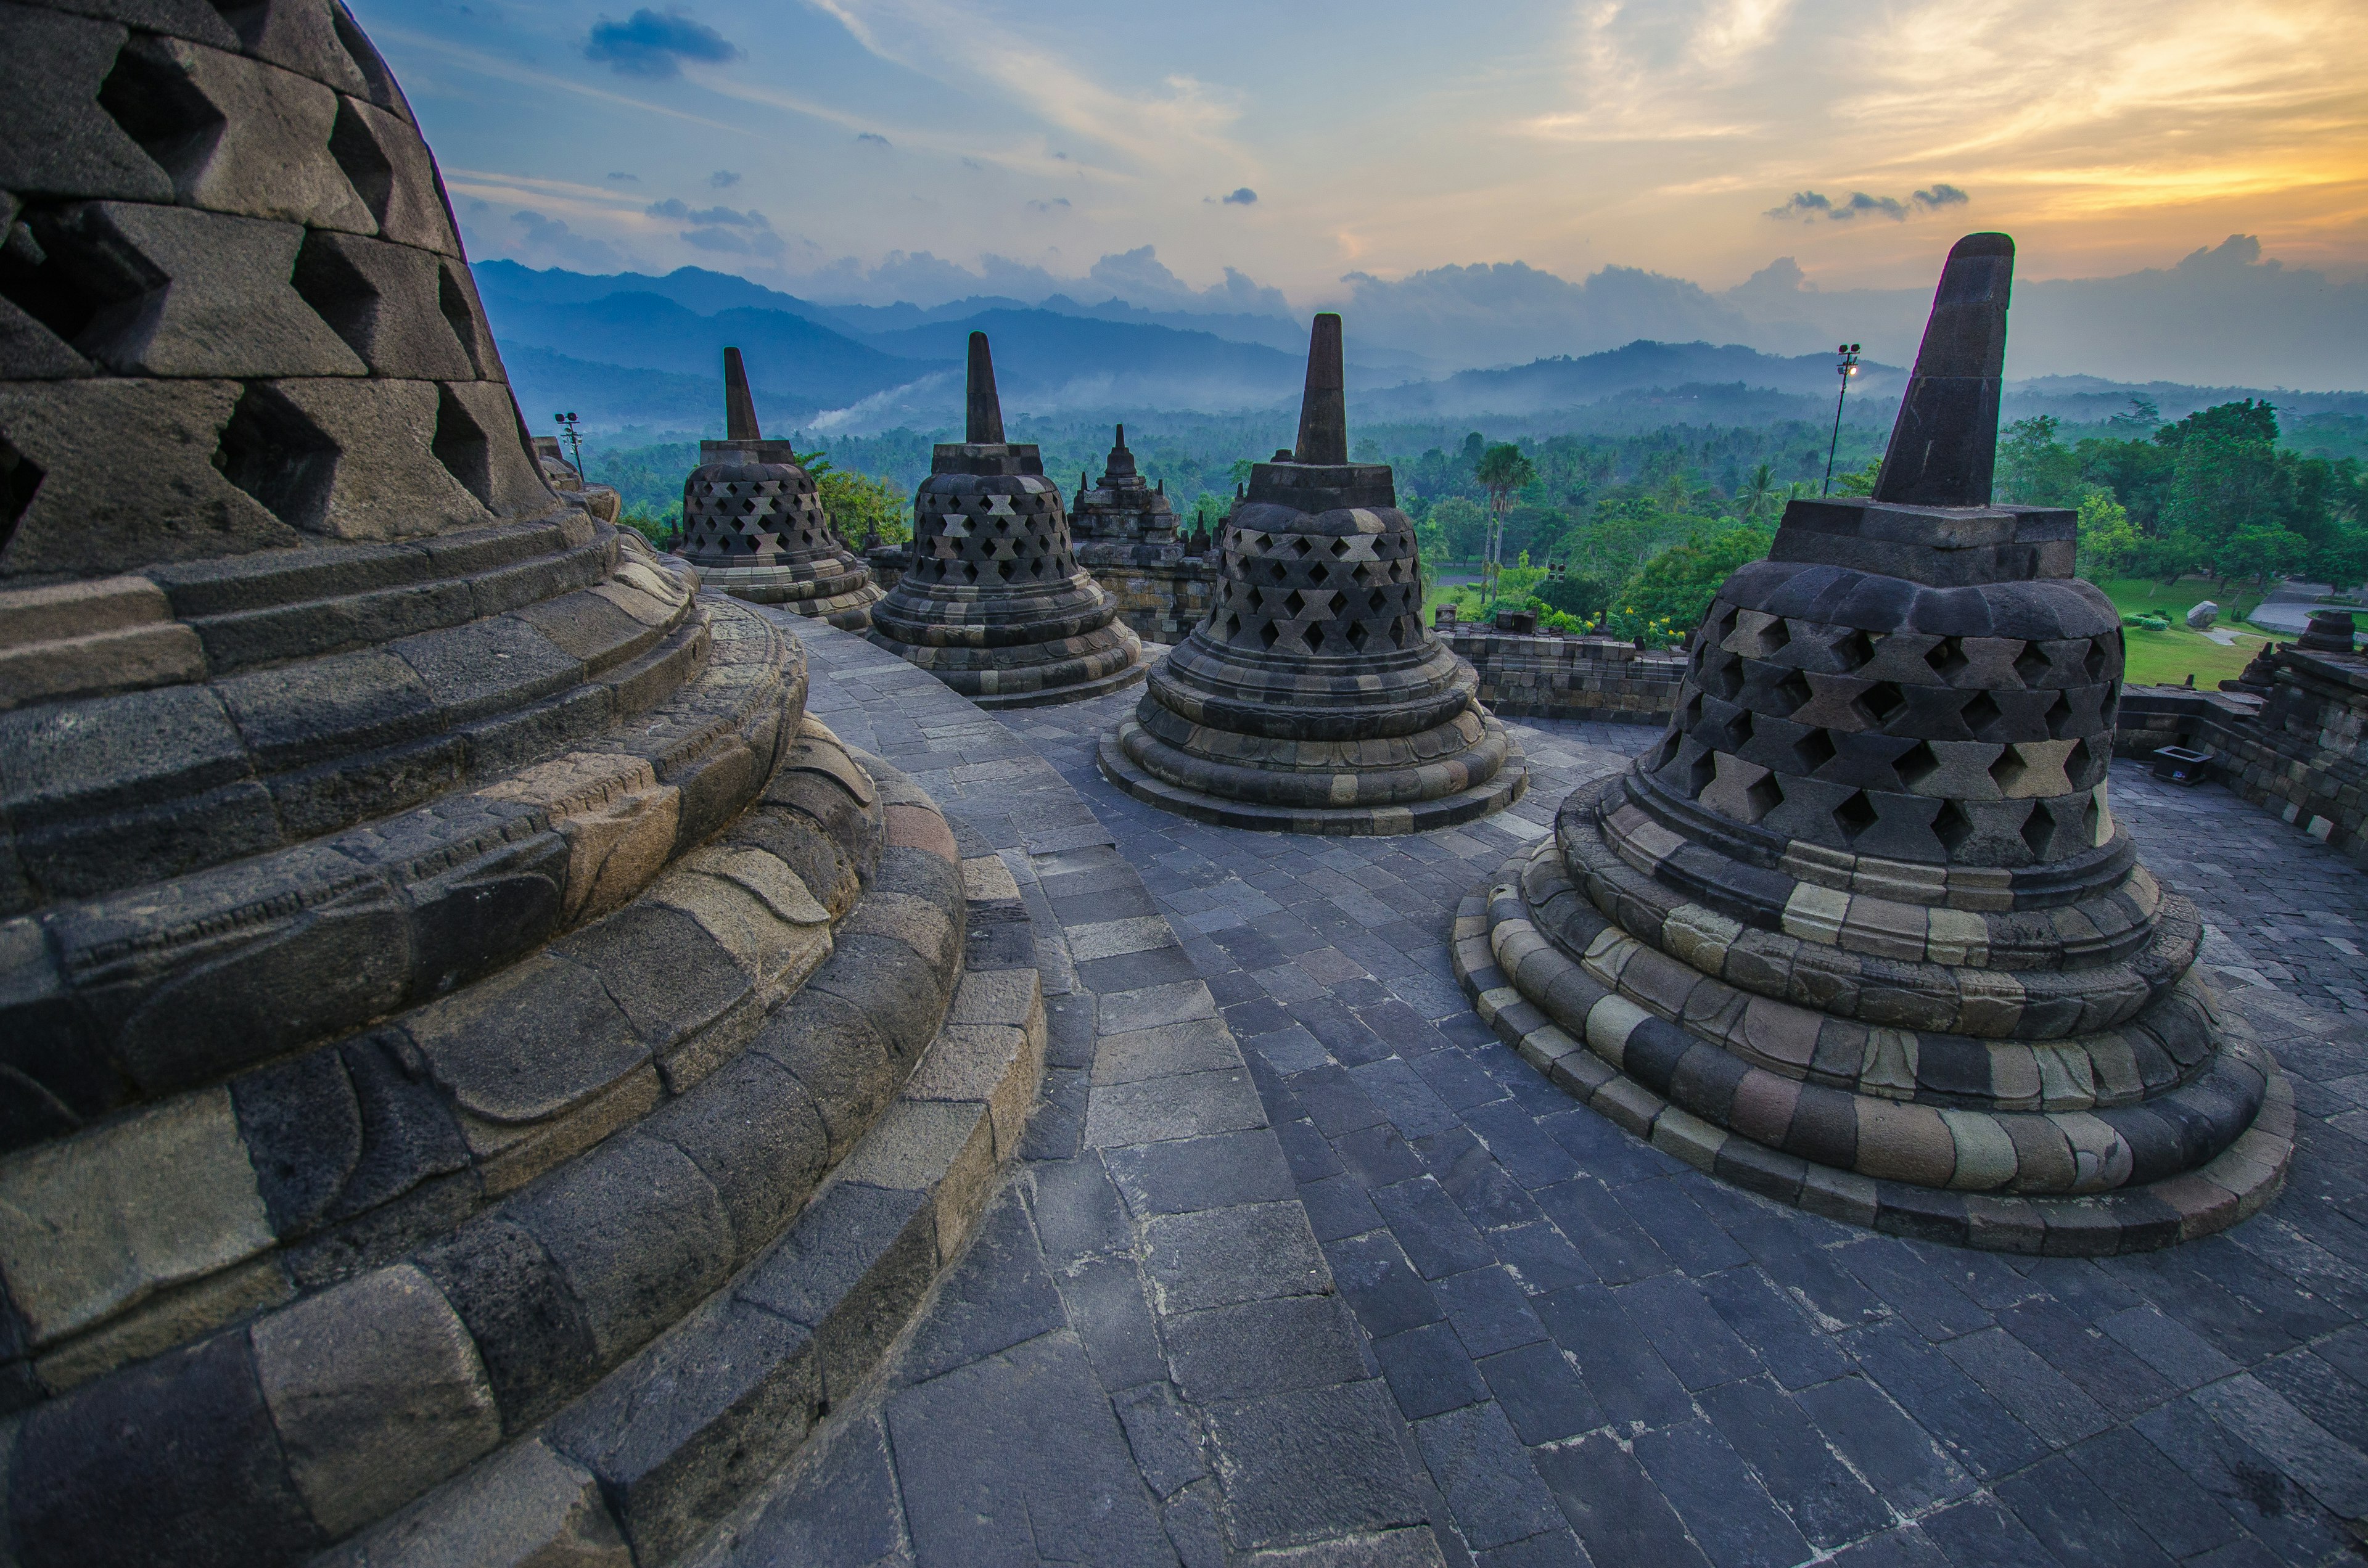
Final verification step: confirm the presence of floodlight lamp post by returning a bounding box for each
[554,411,585,478]
[1821,345,1860,495]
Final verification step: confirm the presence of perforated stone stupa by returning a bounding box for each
[1099,314,1528,834]
[867,332,1143,707]
[1455,234,2292,1254]
[0,6,1042,1562]
[673,347,882,629]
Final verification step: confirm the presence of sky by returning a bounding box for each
[361,0,2368,385]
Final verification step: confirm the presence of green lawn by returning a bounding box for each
[2094,578,2271,689]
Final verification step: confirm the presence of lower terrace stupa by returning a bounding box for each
[672,347,883,629]
[866,334,1144,707]
[1069,424,1217,645]
[1454,234,2292,1254]
[0,5,1038,1562]
[1098,314,1528,834]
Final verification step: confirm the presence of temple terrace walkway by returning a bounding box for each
[696,614,2368,1567]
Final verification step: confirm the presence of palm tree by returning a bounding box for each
[1738,462,1777,523]
[1475,443,1536,610]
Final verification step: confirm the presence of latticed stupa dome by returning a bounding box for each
[1098,314,1528,834]
[1454,235,2292,1254]
[673,347,882,629]
[868,332,1145,707]
[0,4,1015,1561]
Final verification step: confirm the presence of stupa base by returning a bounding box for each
[1098,720,1530,837]
[691,564,884,631]
[1450,848,2293,1255]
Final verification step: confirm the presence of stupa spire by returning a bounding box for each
[966,331,1006,445]
[1873,232,2013,507]
[724,346,762,441]
[1293,313,1348,465]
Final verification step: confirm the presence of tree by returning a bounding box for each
[1421,496,1489,561]
[2073,487,2139,583]
[1997,416,2084,507]
[1614,523,1776,634]
[1832,457,1881,496]
[797,448,911,546]
[1737,462,1779,523]
[1475,443,1536,607]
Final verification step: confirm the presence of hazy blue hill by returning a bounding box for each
[477,290,940,401]
[474,260,843,324]
[499,344,824,440]
[1359,340,1910,421]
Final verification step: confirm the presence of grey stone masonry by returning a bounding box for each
[1101,315,1528,837]
[866,333,1145,710]
[0,10,994,1564]
[1006,678,2368,1567]
[672,348,882,631]
[684,617,1449,1567]
[1460,234,2288,1250]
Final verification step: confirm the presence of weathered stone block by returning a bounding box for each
[0,1086,272,1346]
[252,1264,501,1534]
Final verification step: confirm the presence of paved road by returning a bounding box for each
[705,631,2368,1567]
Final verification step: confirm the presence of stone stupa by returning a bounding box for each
[672,347,883,629]
[1455,234,2292,1254]
[1098,314,1528,834]
[1070,424,1178,549]
[866,334,1144,707]
[0,4,1034,1561]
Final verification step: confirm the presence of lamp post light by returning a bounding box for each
[553,411,585,479]
[1822,343,1860,495]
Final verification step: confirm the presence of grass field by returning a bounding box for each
[2094,578,2272,689]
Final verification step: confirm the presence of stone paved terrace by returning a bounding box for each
[696,615,2368,1568]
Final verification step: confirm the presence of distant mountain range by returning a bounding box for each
[477,262,2368,443]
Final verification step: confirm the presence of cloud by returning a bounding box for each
[505,208,627,269]
[645,199,768,227]
[1766,187,1967,223]
[583,9,736,79]
[682,225,786,257]
[708,169,741,187]
[856,132,891,147]
[1841,192,1910,221]
[1027,197,1072,211]
[1221,187,1257,205]
[604,171,638,183]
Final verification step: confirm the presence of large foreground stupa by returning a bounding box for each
[866,334,1143,707]
[0,4,1037,1561]
[672,347,882,628]
[1099,314,1527,834]
[1453,235,2290,1254]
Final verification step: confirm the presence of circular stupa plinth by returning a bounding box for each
[1454,236,2290,1254]
[868,333,1143,708]
[1099,315,1526,834]
[0,8,1018,1561]
[673,349,883,629]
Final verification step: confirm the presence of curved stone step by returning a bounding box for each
[310,853,1045,1567]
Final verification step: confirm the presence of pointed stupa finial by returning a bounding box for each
[966,332,1005,445]
[723,347,761,441]
[1873,233,2014,507]
[1293,313,1347,466]
[1102,422,1140,484]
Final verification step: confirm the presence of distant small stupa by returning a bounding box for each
[673,347,884,628]
[1098,314,1527,834]
[866,333,1145,707]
